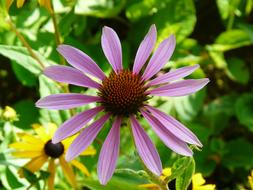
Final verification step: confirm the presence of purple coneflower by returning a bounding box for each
[36,25,209,185]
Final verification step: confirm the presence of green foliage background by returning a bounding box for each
[0,0,253,189]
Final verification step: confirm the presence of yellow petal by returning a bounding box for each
[79,146,96,156]
[248,170,253,190]
[17,133,43,144]
[59,156,76,188]
[12,151,43,158]
[62,135,77,148]
[71,160,90,176]
[9,142,43,151]
[48,158,56,190]
[6,0,14,11]
[192,173,206,186]
[194,184,216,190]
[38,0,53,13]
[160,168,172,180]
[192,173,216,190]
[19,154,48,177]
[38,0,45,6]
[44,0,53,13]
[62,135,96,157]
[32,124,50,142]
[16,0,25,8]
[138,184,160,190]
[48,123,57,138]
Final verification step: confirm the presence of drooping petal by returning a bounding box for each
[101,26,123,73]
[17,0,25,8]
[142,35,176,81]
[141,110,193,156]
[23,154,48,174]
[130,116,162,175]
[98,117,121,185]
[145,105,202,147]
[66,114,110,161]
[52,106,103,143]
[133,25,157,74]
[44,65,101,89]
[147,65,200,87]
[71,160,90,176]
[48,158,55,190]
[57,45,106,80]
[36,93,101,110]
[59,156,76,188]
[147,78,209,97]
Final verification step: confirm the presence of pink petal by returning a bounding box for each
[52,106,104,143]
[142,35,176,81]
[147,65,200,87]
[65,113,110,161]
[130,116,162,175]
[101,26,123,73]
[57,45,106,80]
[133,25,157,74]
[98,117,121,185]
[36,93,101,110]
[44,65,101,89]
[147,78,209,97]
[141,109,193,156]
[145,105,202,147]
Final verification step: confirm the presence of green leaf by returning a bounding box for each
[222,138,253,168]
[153,0,196,43]
[235,93,253,131]
[154,90,206,122]
[216,0,230,20]
[5,167,24,189]
[11,61,37,87]
[126,0,169,21]
[203,95,237,134]
[14,100,39,129]
[127,0,196,43]
[39,76,71,125]
[176,158,195,190]
[226,58,250,84]
[206,46,227,68]
[22,168,39,185]
[166,157,192,182]
[0,45,43,75]
[83,177,143,190]
[214,29,253,51]
[74,0,125,18]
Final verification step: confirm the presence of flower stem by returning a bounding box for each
[50,2,66,65]
[141,160,169,190]
[7,17,45,69]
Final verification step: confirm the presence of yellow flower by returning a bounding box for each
[192,173,216,190]
[9,123,96,190]
[6,0,52,13]
[248,170,253,190]
[1,106,18,122]
[139,168,216,190]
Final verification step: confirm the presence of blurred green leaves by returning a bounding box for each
[127,0,196,43]
[75,0,125,18]
[235,93,253,131]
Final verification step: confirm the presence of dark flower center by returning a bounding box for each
[98,70,147,116]
[44,140,64,158]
